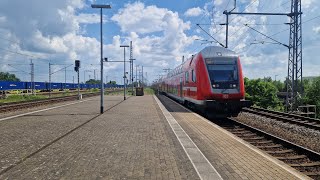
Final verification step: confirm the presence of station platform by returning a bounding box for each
[0,95,310,179]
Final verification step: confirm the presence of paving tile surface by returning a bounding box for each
[0,95,199,180]
[157,95,310,180]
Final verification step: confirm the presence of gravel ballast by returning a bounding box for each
[237,112,320,153]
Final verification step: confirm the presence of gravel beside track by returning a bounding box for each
[237,112,320,153]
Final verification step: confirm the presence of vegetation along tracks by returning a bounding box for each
[0,89,123,113]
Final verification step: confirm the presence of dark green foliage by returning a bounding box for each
[272,80,285,92]
[85,79,101,84]
[245,78,284,111]
[0,72,20,81]
[245,76,319,117]
[304,77,320,117]
[107,81,117,85]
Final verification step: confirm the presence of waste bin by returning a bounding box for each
[135,87,144,96]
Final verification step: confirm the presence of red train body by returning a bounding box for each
[157,46,251,115]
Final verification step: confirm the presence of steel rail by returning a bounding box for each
[242,107,320,131]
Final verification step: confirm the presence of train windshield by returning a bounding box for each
[206,58,238,83]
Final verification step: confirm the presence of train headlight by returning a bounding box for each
[212,84,219,88]
[232,84,237,88]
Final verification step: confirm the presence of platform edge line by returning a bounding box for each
[161,95,310,180]
[153,95,223,180]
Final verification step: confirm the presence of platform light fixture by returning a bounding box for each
[91,4,111,114]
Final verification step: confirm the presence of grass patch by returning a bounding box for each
[0,94,48,104]
[143,87,154,95]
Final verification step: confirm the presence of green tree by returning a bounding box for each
[272,80,285,92]
[304,77,320,117]
[245,78,284,111]
[263,76,272,82]
[85,79,101,84]
[0,72,20,81]
[107,80,117,85]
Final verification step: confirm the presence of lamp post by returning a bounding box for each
[120,45,129,100]
[91,4,111,114]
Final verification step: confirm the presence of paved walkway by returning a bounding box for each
[0,95,198,179]
[0,95,310,179]
[157,95,310,180]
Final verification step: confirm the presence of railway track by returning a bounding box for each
[242,107,320,131]
[158,95,320,178]
[0,89,123,113]
[218,117,320,179]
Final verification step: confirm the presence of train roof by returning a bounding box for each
[200,46,237,58]
[163,46,238,79]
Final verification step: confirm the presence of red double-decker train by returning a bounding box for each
[157,46,251,116]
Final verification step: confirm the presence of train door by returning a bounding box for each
[180,77,183,98]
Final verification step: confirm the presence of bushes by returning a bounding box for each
[245,78,284,111]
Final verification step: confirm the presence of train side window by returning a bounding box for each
[192,69,196,82]
[185,72,189,84]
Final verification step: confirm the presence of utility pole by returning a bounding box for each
[73,76,74,84]
[129,41,135,95]
[49,63,51,97]
[120,45,129,100]
[30,59,34,95]
[287,0,303,112]
[130,41,132,91]
[142,65,144,87]
[221,0,236,48]
[65,66,67,89]
[78,69,80,99]
[136,65,138,87]
[129,58,136,94]
[223,0,302,112]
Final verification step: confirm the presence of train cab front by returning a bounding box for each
[203,50,251,115]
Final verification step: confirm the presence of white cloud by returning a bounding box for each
[0,1,199,83]
[75,13,107,24]
[184,7,203,17]
[302,0,316,9]
[214,0,223,6]
[0,0,318,83]
[110,2,197,71]
[0,0,106,82]
[313,26,320,34]
[198,0,320,80]
[111,2,167,34]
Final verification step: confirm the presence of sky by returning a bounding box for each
[0,0,319,84]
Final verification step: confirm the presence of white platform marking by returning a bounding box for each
[0,97,96,122]
[154,95,223,180]
[162,95,309,180]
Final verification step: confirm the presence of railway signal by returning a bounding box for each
[75,60,81,100]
